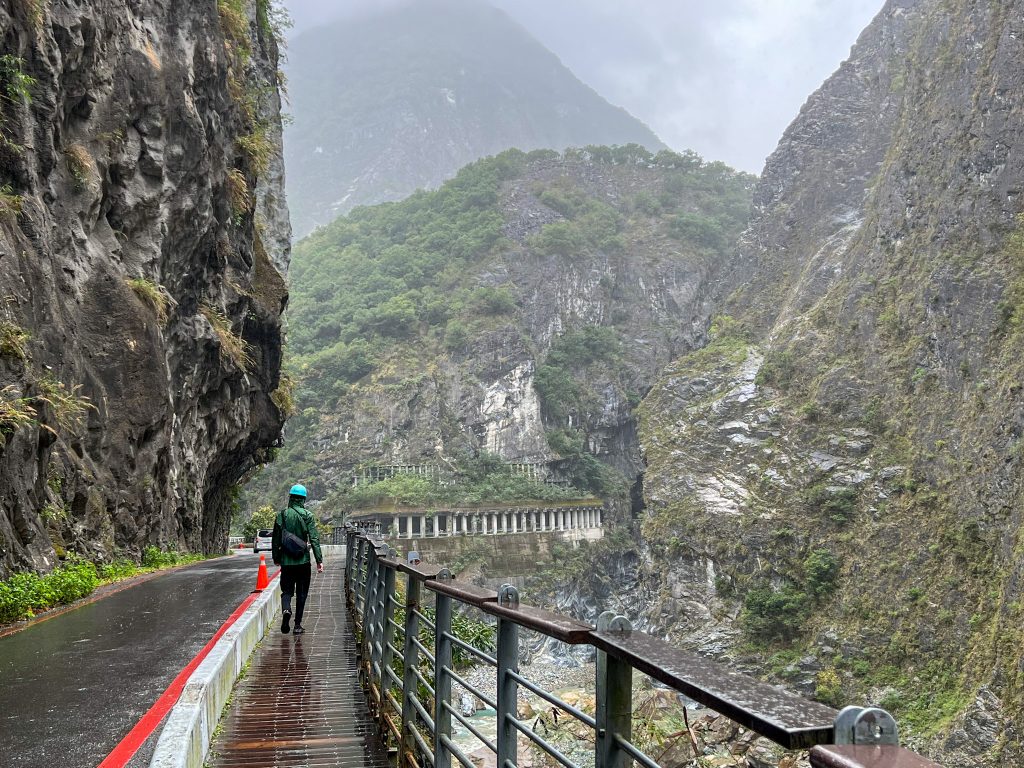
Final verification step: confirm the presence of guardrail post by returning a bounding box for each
[370,547,389,702]
[380,560,397,735]
[345,529,355,592]
[400,573,422,767]
[596,611,633,768]
[434,569,454,768]
[361,547,379,670]
[497,584,520,768]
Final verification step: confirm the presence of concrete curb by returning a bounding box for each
[149,581,280,768]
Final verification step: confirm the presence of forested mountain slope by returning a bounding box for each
[631,0,1024,764]
[283,0,665,238]
[250,146,753,512]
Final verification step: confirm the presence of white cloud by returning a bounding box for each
[285,0,886,173]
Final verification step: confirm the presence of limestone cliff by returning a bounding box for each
[0,0,290,575]
[636,0,1024,763]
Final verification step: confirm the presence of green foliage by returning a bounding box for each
[227,168,252,218]
[242,504,277,541]
[0,321,29,359]
[256,0,292,42]
[668,211,726,250]
[217,0,251,57]
[0,560,98,623]
[743,548,842,644]
[755,349,796,389]
[534,326,622,421]
[803,483,859,523]
[0,55,34,105]
[127,278,169,325]
[742,583,810,642]
[530,180,624,256]
[0,184,23,216]
[97,558,140,582]
[140,546,204,569]
[803,548,840,598]
[288,151,521,371]
[815,668,844,707]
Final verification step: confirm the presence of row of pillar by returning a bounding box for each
[387,507,603,539]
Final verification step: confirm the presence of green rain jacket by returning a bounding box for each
[271,501,323,567]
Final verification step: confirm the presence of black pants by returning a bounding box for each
[280,563,312,626]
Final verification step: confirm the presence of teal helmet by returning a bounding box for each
[289,484,307,498]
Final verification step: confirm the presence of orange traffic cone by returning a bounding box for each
[254,552,270,592]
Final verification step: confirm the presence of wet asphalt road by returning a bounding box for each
[0,553,270,768]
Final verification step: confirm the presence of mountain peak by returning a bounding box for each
[284,0,665,238]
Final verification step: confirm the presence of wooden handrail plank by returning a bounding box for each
[591,628,837,749]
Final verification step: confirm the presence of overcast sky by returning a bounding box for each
[283,0,885,174]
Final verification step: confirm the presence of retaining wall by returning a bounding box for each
[149,580,281,768]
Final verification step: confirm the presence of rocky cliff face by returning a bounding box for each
[0,0,290,576]
[636,0,1024,763]
[283,0,666,239]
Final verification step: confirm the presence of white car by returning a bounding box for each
[253,529,273,553]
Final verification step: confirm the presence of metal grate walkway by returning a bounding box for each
[208,562,389,768]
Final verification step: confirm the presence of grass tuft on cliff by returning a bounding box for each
[202,304,254,371]
[127,278,170,326]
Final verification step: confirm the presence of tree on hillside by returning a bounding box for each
[243,505,277,541]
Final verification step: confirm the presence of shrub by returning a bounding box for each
[98,558,139,582]
[529,220,586,257]
[127,278,170,325]
[804,548,840,597]
[742,584,809,642]
[0,54,34,105]
[815,668,844,707]
[141,546,203,569]
[0,560,98,624]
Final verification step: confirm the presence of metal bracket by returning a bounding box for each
[833,706,900,746]
[597,610,633,633]
[437,567,453,583]
[498,583,520,608]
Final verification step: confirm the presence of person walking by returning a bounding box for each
[271,483,323,635]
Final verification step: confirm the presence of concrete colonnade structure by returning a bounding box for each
[373,504,604,539]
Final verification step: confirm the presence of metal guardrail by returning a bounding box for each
[343,528,941,768]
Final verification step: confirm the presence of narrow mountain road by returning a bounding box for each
[0,553,270,768]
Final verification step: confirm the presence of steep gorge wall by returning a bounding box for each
[0,0,290,576]
[635,0,1024,763]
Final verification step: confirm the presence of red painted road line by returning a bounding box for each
[97,568,281,768]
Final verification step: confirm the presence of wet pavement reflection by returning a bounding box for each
[0,554,263,768]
